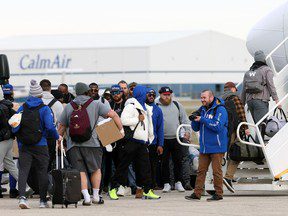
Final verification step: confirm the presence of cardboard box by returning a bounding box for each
[96,118,123,146]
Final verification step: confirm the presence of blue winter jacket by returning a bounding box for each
[191,97,228,154]
[149,103,164,147]
[12,96,59,148]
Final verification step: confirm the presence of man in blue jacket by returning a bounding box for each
[146,89,164,189]
[12,80,61,209]
[185,89,228,201]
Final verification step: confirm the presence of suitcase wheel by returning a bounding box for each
[75,204,77,208]
[65,204,68,208]
[61,205,64,208]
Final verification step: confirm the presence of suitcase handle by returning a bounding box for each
[55,140,66,170]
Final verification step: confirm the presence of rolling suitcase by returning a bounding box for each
[51,141,81,208]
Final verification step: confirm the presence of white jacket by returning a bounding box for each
[121,98,154,143]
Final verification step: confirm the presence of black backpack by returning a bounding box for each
[0,101,15,141]
[16,103,45,145]
[214,96,241,144]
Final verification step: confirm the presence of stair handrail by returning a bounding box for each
[266,36,288,75]
[176,124,200,149]
[236,36,288,89]
[236,92,288,147]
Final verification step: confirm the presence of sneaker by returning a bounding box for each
[185,193,200,201]
[19,196,30,209]
[109,188,119,200]
[9,189,19,198]
[175,181,185,192]
[92,196,104,204]
[162,183,171,193]
[184,183,193,191]
[143,190,161,199]
[206,194,223,202]
[223,178,235,193]
[117,185,125,196]
[25,188,34,198]
[82,200,92,206]
[135,188,143,199]
[124,187,132,196]
[1,187,7,193]
[39,201,49,208]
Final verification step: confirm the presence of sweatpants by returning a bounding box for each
[194,153,224,198]
[0,139,18,181]
[111,140,152,193]
[162,138,186,184]
[18,145,49,201]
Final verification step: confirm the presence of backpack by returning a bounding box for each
[243,69,265,93]
[213,96,241,145]
[0,101,16,141]
[16,103,45,145]
[69,98,94,143]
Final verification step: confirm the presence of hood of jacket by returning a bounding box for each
[221,90,239,101]
[42,91,55,100]
[133,85,148,110]
[25,96,44,108]
[73,95,91,105]
[200,97,224,112]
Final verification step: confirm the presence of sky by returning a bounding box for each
[0,0,287,40]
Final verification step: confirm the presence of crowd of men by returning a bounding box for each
[0,50,280,208]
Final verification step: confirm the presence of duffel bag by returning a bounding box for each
[265,108,287,137]
[229,135,264,162]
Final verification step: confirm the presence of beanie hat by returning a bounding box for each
[75,82,89,95]
[0,88,3,100]
[29,79,43,97]
[254,50,266,63]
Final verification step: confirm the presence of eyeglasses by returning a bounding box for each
[147,93,156,98]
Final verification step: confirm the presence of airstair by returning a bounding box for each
[177,36,288,193]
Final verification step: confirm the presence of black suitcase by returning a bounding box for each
[51,141,81,208]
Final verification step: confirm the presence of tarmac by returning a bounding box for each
[1,190,288,216]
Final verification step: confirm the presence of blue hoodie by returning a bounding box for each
[147,89,164,147]
[12,96,59,148]
[191,97,228,154]
[133,85,147,111]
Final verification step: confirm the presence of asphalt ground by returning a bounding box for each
[1,190,288,216]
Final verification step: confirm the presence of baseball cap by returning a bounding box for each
[224,82,237,91]
[2,83,13,95]
[159,86,173,95]
[111,85,122,95]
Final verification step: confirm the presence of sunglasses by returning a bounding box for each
[148,93,156,98]
[111,91,121,96]
[90,88,98,93]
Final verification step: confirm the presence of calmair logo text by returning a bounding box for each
[20,54,72,70]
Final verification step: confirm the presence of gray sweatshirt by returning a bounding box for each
[155,98,191,139]
[241,65,279,105]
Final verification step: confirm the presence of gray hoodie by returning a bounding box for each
[155,98,191,139]
[42,91,64,124]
